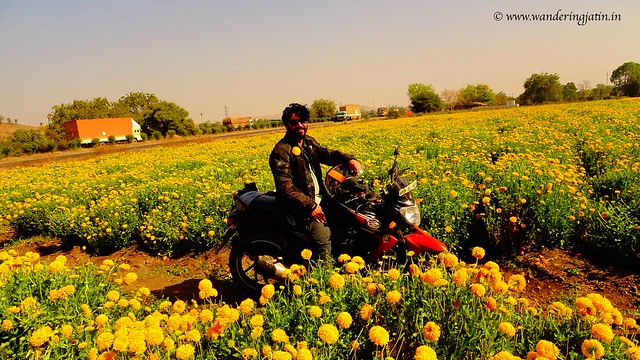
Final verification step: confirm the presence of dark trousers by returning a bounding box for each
[301,219,332,261]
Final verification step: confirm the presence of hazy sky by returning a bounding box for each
[1,1,638,126]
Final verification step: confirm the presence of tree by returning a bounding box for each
[459,84,496,105]
[578,81,591,100]
[590,84,613,100]
[408,83,442,113]
[562,82,578,102]
[310,99,337,119]
[610,61,640,97]
[440,89,459,111]
[141,101,194,136]
[0,114,4,125]
[113,92,160,122]
[495,92,508,105]
[519,72,563,104]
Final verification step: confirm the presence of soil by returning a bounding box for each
[3,234,639,317]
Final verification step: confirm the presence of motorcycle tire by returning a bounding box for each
[228,233,287,296]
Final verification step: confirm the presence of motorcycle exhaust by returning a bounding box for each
[256,255,288,281]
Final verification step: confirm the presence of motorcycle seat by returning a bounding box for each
[238,191,296,227]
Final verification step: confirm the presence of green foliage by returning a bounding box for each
[519,72,563,104]
[310,99,337,119]
[142,101,194,136]
[408,83,442,113]
[91,138,100,146]
[459,84,496,105]
[107,135,117,144]
[562,82,579,101]
[610,61,640,97]
[125,134,135,143]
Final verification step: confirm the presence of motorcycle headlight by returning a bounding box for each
[399,205,421,226]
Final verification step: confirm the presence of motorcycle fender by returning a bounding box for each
[404,227,448,254]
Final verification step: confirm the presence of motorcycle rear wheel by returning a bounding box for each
[229,234,286,296]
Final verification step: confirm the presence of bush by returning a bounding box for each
[36,139,57,153]
[91,138,101,146]
[69,138,81,149]
[140,133,148,141]
[167,130,176,138]
[125,134,135,143]
[21,142,37,155]
[151,131,163,140]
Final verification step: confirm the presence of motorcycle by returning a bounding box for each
[217,145,447,294]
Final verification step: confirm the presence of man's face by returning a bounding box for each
[285,113,308,140]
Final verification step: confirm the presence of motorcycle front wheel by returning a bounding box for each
[228,234,286,296]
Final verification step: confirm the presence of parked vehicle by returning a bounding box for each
[218,145,447,294]
[63,118,143,144]
[337,104,362,120]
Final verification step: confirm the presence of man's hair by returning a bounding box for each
[281,103,310,125]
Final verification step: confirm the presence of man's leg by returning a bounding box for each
[306,220,332,261]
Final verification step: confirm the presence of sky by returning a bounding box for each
[1,1,639,126]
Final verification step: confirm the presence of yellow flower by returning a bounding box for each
[420,268,443,285]
[509,216,518,224]
[369,325,389,346]
[175,344,195,360]
[123,272,138,285]
[29,325,53,347]
[137,287,151,297]
[308,306,323,318]
[344,261,360,274]
[292,146,301,156]
[250,314,264,327]
[198,278,214,291]
[318,323,339,344]
[452,268,468,286]
[272,350,293,360]
[581,339,605,359]
[106,290,120,301]
[95,314,109,327]
[337,312,353,329]
[471,247,485,259]
[360,303,373,321]
[415,345,438,360]
[386,268,401,280]
[293,285,303,295]
[261,284,275,300]
[440,253,458,268]
[386,290,402,304]
[535,340,560,359]
[508,274,527,292]
[301,249,312,260]
[470,283,486,297]
[489,351,515,360]
[81,304,92,317]
[145,326,165,346]
[2,319,13,331]
[498,322,516,337]
[239,298,255,315]
[422,321,441,342]
[185,329,202,343]
[481,196,491,204]
[337,254,351,263]
[591,323,615,342]
[329,273,345,289]
[172,300,187,314]
[272,328,290,343]
[96,331,115,350]
[242,348,258,359]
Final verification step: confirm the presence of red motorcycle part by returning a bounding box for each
[405,227,448,254]
[366,234,398,262]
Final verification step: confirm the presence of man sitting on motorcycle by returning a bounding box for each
[269,103,362,261]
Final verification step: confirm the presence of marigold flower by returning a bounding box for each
[2,319,13,331]
[272,328,290,343]
[415,345,438,360]
[137,287,151,297]
[293,284,303,295]
[386,290,402,304]
[470,283,486,297]
[106,290,120,302]
[145,326,165,346]
[535,340,559,359]
[498,322,516,337]
[95,314,109,327]
[329,273,345,289]
[387,268,401,280]
[185,329,202,343]
[485,297,498,311]
[172,300,187,314]
[61,324,74,339]
[508,274,527,292]
[123,272,138,285]
[337,311,353,329]
[81,304,92,317]
[301,249,312,260]
[471,247,485,259]
[251,326,263,339]
[272,350,293,360]
[318,323,339,344]
[163,337,175,351]
[420,268,443,285]
[308,305,322,318]
[298,348,313,360]
[29,325,53,347]
[489,351,515,360]
[591,323,615,342]
[366,283,378,295]
[343,261,360,273]
[581,339,605,359]
[175,344,195,360]
[360,303,374,321]
[337,254,351,263]
[261,284,275,300]
[369,325,390,346]
[250,314,264,327]
[441,252,458,268]
[242,348,258,359]
[96,331,115,350]
[422,321,441,342]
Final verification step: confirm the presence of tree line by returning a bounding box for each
[407,61,640,114]
[1,61,638,158]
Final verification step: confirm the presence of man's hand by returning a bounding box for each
[348,159,363,175]
[310,205,327,223]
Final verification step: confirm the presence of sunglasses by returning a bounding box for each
[289,119,308,126]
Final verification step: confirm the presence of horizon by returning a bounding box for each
[1,1,639,126]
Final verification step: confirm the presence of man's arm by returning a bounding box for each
[269,148,317,213]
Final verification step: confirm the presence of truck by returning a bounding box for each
[63,118,143,144]
[337,104,362,121]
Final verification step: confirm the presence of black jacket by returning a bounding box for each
[269,133,355,214]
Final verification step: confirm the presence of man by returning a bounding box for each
[269,103,361,261]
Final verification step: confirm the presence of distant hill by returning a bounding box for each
[0,123,39,140]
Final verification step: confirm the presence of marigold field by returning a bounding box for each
[1,99,639,359]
